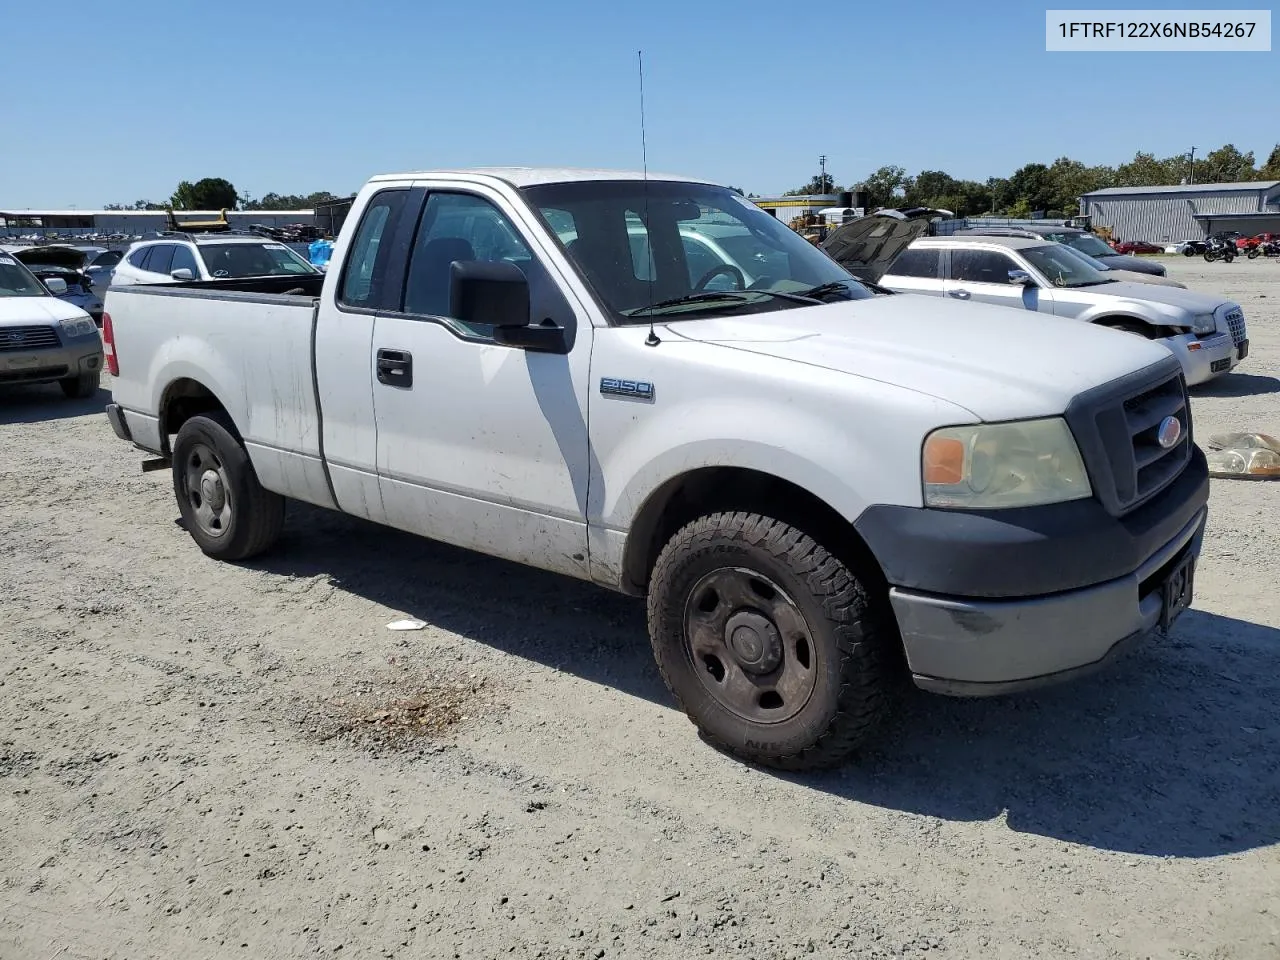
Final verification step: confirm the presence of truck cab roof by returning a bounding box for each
[367,167,720,188]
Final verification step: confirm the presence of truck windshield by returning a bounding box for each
[1021,243,1112,288]
[0,256,50,297]
[197,243,318,279]
[522,180,872,321]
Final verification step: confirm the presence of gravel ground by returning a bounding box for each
[1,258,1277,960]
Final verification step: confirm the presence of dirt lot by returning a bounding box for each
[2,258,1278,960]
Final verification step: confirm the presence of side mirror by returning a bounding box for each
[1008,269,1037,287]
[449,260,565,352]
[43,277,68,295]
[170,268,194,281]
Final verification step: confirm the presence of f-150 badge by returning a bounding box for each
[600,378,655,402]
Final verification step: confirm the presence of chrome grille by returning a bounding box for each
[0,325,61,352]
[1064,361,1191,516]
[1224,308,1246,346]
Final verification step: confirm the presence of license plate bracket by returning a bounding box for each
[1160,552,1196,635]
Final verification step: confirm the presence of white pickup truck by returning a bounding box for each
[103,168,1210,769]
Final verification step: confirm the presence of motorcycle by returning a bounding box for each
[1247,239,1280,259]
[1203,237,1236,262]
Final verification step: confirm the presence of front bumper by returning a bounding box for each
[1166,331,1235,386]
[0,340,103,386]
[855,446,1210,694]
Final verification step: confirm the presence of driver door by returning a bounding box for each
[945,248,1050,313]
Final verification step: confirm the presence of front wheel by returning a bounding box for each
[1203,251,1217,262]
[1183,247,1196,257]
[1223,251,1235,263]
[1248,248,1260,259]
[171,412,284,561]
[59,370,100,399]
[647,512,897,770]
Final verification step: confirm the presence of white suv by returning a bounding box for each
[110,234,319,287]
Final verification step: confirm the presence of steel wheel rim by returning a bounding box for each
[183,442,232,539]
[682,566,818,724]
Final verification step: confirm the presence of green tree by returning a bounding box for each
[1200,143,1256,182]
[170,178,240,210]
[859,165,908,209]
[783,173,838,196]
[1113,152,1181,187]
[1259,144,1280,181]
[1043,157,1114,214]
[1007,163,1057,213]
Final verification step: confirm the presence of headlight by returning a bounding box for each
[922,418,1092,509]
[58,316,97,338]
[1190,313,1217,335]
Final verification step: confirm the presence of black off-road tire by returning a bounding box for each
[60,370,99,399]
[171,412,284,561]
[647,512,897,771]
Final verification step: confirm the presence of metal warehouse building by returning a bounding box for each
[1079,181,1280,244]
[0,208,315,239]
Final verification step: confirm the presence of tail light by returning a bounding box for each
[102,312,119,376]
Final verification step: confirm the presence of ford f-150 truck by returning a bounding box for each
[103,168,1209,769]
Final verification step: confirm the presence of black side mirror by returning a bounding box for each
[449,260,566,353]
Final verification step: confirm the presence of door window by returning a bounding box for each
[338,189,411,310]
[146,244,175,276]
[950,249,1020,284]
[887,248,941,279]
[403,192,558,334]
[170,245,200,278]
[127,246,153,269]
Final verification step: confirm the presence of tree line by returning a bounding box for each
[781,143,1280,218]
[105,178,344,213]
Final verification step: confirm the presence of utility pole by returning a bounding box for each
[818,154,828,195]
[1188,146,1196,185]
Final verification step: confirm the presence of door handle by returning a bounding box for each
[948,289,970,299]
[376,348,413,388]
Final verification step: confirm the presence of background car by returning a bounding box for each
[84,249,124,295]
[950,225,1169,277]
[1113,240,1163,255]
[0,250,104,398]
[4,245,105,325]
[111,234,321,287]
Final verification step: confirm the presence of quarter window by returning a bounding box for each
[338,189,411,309]
[950,249,1020,285]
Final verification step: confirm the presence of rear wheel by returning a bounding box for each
[647,511,897,770]
[1203,251,1217,262]
[171,412,284,561]
[59,370,100,399]
[1183,247,1196,257]
[1223,251,1235,263]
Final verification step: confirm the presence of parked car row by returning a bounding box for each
[821,210,1248,387]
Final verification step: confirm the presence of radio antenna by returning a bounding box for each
[639,49,660,347]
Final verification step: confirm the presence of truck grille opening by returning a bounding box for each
[1223,308,1247,346]
[1066,363,1192,517]
[0,325,61,352]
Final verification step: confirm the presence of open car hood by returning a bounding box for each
[11,246,88,270]
[820,209,944,283]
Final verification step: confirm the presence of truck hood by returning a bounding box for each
[820,210,944,283]
[664,294,1174,422]
[0,295,91,326]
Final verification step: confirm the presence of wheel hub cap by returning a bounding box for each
[200,470,226,512]
[725,610,782,674]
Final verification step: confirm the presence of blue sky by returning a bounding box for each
[3,0,1276,208]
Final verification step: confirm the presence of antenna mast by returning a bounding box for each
[639,49,660,347]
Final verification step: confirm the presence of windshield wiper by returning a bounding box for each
[625,288,827,318]
[625,291,752,317]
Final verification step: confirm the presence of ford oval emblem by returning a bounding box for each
[1157,415,1182,449]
